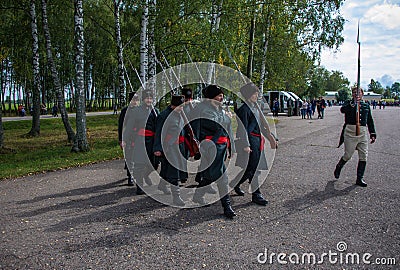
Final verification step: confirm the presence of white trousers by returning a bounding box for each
[342,125,368,162]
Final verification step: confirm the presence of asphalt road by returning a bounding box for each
[1,106,399,269]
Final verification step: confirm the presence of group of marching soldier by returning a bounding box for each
[118,83,278,219]
[118,83,376,219]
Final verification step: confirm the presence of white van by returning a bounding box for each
[263,91,294,113]
[288,92,303,103]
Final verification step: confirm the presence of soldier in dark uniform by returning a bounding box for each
[118,91,139,186]
[123,89,159,195]
[179,88,194,184]
[153,95,187,206]
[191,85,236,218]
[334,87,376,187]
[234,82,277,205]
[182,87,195,116]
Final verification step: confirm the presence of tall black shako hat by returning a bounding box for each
[141,89,154,101]
[240,82,259,100]
[171,95,185,106]
[203,85,223,99]
[181,87,193,99]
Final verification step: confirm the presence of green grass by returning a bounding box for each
[0,114,122,179]
[0,111,278,180]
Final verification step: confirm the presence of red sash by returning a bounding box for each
[137,128,155,137]
[250,132,265,150]
[205,135,231,149]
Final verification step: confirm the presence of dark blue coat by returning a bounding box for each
[123,104,158,167]
[153,106,188,181]
[191,100,235,182]
[235,102,268,171]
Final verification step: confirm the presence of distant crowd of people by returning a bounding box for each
[272,96,329,120]
[299,97,328,119]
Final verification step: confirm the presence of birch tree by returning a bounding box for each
[113,0,125,106]
[139,0,149,85]
[246,1,257,79]
[206,0,223,84]
[147,0,156,89]
[72,0,89,152]
[259,5,271,92]
[28,0,41,137]
[41,0,75,142]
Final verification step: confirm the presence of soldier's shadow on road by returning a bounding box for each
[260,181,357,225]
[17,179,128,205]
[16,178,167,223]
[63,204,225,253]
[283,180,357,212]
[16,178,225,252]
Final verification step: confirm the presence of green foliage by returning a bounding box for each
[390,82,400,98]
[368,79,384,94]
[1,0,348,108]
[383,86,392,99]
[305,66,349,99]
[0,115,122,179]
[336,88,350,102]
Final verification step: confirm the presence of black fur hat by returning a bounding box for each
[240,82,259,100]
[171,95,185,106]
[181,88,193,99]
[203,85,223,99]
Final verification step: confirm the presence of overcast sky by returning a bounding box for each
[320,0,400,89]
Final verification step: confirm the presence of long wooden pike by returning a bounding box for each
[356,22,361,136]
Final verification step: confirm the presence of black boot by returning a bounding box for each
[171,184,185,207]
[234,186,245,196]
[252,189,268,206]
[136,186,145,195]
[221,195,236,219]
[356,161,367,187]
[334,158,347,179]
[127,175,134,186]
[136,179,145,195]
[233,173,249,196]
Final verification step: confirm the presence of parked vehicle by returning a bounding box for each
[263,91,295,113]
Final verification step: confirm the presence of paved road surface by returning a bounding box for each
[1,106,399,269]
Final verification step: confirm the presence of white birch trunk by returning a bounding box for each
[140,0,149,86]
[29,0,41,137]
[113,0,126,105]
[41,0,75,142]
[148,0,156,89]
[206,0,223,84]
[72,0,89,152]
[259,9,271,93]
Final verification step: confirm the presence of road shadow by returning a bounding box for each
[17,178,128,205]
[62,203,226,253]
[16,179,167,222]
[282,180,357,212]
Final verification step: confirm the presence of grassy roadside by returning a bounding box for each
[0,111,278,180]
[0,114,122,179]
